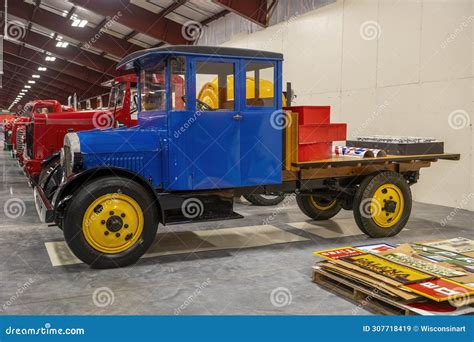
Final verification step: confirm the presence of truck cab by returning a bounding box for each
[36,46,283,267]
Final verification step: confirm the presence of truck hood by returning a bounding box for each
[77,126,162,154]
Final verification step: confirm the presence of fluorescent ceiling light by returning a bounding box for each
[56,41,69,48]
[32,74,40,78]
[24,85,31,89]
[71,19,88,27]
[28,80,36,84]
[38,67,47,71]
[45,56,56,62]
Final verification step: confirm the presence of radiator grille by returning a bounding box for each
[25,124,34,158]
[16,126,26,154]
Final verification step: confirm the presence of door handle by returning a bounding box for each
[233,114,242,121]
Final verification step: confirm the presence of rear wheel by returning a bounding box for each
[243,194,285,206]
[63,177,158,268]
[353,171,412,238]
[296,194,342,220]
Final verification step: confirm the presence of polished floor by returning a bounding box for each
[0,142,472,315]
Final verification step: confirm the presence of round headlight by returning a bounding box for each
[63,133,81,177]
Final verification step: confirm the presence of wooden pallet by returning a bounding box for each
[312,267,417,315]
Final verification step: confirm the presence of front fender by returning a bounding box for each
[52,167,161,223]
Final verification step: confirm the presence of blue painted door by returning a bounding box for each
[239,60,282,186]
[191,58,241,190]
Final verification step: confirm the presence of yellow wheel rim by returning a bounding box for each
[310,196,337,211]
[371,183,404,228]
[82,193,144,254]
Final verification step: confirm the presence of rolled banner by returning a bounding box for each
[333,146,387,158]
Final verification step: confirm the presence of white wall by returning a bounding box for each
[211,0,473,210]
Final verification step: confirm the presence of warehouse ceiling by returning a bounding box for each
[0,0,271,110]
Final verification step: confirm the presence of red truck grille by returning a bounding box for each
[25,124,34,158]
[16,126,26,154]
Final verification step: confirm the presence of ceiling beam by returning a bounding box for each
[7,0,143,58]
[69,0,189,45]
[211,0,268,27]
[11,29,117,77]
[3,55,109,96]
[201,9,230,26]
[2,65,97,99]
[0,77,69,104]
[3,40,112,87]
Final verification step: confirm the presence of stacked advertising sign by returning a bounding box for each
[312,238,474,315]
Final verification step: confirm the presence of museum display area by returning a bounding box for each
[0,0,472,341]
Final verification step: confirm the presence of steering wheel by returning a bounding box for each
[181,96,214,111]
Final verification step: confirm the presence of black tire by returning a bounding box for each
[296,194,342,220]
[38,156,60,188]
[63,176,159,268]
[353,171,412,238]
[243,194,285,206]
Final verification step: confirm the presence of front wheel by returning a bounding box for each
[63,177,159,268]
[296,194,342,220]
[353,171,412,238]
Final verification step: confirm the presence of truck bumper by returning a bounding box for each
[34,186,54,223]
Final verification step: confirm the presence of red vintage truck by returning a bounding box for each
[11,100,74,164]
[22,74,138,185]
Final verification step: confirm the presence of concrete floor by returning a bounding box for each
[0,142,472,315]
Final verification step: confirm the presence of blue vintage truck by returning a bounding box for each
[34,46,459,268]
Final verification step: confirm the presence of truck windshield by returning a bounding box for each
[21,105,33,117]
[108,82,126,108]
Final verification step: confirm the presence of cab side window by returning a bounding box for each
[171,57,186,110]
[140,62,166,112]
[195,61,234,111]
[245,62,275,107]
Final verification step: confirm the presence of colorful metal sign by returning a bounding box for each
[341,253,435,284]
[383,253,466,277]
[355,243,395,253]
[421,238,474,254]
[411,244,474,268]
[403,278,474,302]
[313,247,364,260]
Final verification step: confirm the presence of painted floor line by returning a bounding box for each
[45,224,309,267]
